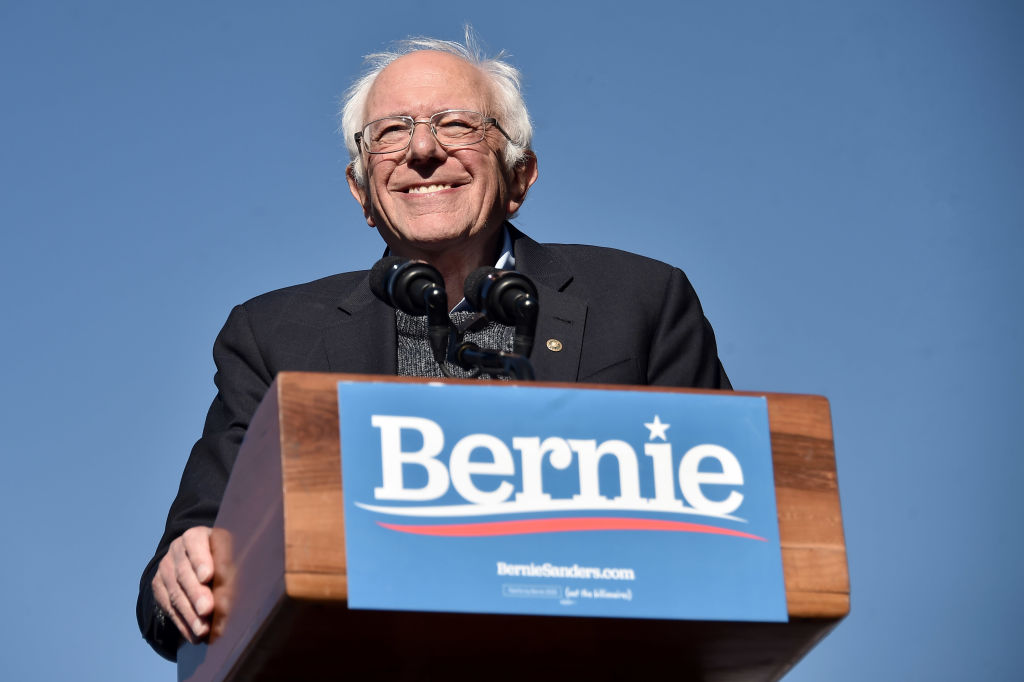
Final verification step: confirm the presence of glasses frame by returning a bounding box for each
[354,109,513,155]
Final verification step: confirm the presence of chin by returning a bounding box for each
[393,221,482,247]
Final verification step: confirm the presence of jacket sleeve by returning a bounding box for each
[645,266,731,390]
[136,304,274,660]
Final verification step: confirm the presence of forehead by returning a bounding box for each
[364,51,493,120]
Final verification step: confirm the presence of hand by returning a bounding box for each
[152,526,214,644]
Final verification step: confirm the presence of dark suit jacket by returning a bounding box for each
[137,227,731,659]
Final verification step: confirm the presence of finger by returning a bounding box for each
[153,575,198,644]
[175,557,214,624]
[180,528,215,617]
[153,557,202,644]
[182,527,215,584]
[165,538,211,639]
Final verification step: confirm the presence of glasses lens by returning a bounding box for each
[361,111,489,153]
[431,110,485,146]
[364,117,413,153]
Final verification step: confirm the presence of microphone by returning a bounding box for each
[450,342,536,381]
[464,268,539,357]
[370,257,452,366]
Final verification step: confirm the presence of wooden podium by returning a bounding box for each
[177,373,848,681]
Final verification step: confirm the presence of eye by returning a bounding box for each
[374,122,410,141]
[439,117,473,130]
[434,112,482,140]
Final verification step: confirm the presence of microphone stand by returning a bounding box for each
[449,341,536,381]
[423,286,453,368]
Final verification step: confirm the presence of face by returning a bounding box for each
[347,51,537,261]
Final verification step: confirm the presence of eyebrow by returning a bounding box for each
[369,108,481,120]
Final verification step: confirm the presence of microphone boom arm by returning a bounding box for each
[451,341,536,381]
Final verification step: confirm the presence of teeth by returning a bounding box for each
[407,184,452,194]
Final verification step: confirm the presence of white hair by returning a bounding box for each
[341,28,533,186]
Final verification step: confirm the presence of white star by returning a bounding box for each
[644,415,670,441]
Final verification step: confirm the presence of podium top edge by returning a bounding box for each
[271,371,829,403]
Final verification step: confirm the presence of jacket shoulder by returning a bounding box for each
[233,271,369,325]
[242,270,368,307]
[534,242,684,293]
[539,242,676,268]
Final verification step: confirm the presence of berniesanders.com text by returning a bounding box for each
[496,561,635,581]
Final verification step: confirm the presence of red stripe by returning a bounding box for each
[376,517,766,541]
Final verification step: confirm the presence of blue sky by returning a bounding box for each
[1,2,1021,679]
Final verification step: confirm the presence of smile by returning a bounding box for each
[406,184,454,194]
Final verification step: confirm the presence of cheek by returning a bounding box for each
[366,161,396,198]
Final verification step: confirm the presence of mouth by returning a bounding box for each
[404,183,457,194]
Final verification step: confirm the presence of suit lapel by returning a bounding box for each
[323,273,397,375]
[511,226,587,382]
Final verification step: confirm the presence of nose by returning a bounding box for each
[406,120,446,165]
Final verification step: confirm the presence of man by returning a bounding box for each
[138,34,730,660]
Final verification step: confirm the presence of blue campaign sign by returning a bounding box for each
[338,382,787,623]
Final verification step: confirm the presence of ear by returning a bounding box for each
[346,163,376,227]
[505,151,539,216]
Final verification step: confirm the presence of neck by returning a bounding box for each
[389,226,503,310]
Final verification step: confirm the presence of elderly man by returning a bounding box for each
[138,35,730,660]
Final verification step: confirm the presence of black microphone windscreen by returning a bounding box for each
[369,256,408,304]
[464,266,496,311]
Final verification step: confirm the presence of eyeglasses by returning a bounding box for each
[354,109,512,155]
